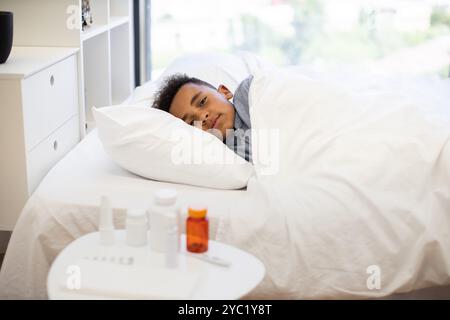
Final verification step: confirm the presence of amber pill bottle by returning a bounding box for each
[186,206,209,253]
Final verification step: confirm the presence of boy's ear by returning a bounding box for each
[218,84,233,100]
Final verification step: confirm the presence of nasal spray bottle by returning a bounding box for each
[99,195,115,246]
[149,189,179,252]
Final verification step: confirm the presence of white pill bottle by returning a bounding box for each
[148,189,180,253]
[126,209,148,247]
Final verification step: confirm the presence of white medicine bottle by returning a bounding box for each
[148,189,180,253]
[165,213,179,268]
[126,209,148,247]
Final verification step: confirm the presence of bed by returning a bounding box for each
[1,53,450,299]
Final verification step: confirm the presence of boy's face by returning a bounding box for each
[169,83,235,140]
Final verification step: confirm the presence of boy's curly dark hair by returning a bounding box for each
[151,73,215,112]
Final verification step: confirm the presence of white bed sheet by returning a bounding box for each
[0,130,244,299]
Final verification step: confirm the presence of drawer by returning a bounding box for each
[22,55,79,152]
[26,116,80,194]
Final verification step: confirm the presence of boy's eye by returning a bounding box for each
[199,97,207,106]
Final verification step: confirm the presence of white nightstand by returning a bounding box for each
[0,46,81,230]
[47,231,265,300]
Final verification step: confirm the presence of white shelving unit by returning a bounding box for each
[0,0,135,134]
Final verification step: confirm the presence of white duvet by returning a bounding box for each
[216,66,450,298]
[1,63,450,299]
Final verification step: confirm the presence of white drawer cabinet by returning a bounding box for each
[27,116,80,193]
[0,47,81,230]
[22,55,79,152]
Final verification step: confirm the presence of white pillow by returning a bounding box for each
[93,105,254,189]
[130,52,251,107]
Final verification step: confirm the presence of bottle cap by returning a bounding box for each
[154,189,177,206]
[188,206,207,219]
[127,209,147,222]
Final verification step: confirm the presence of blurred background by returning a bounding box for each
[141,0,450,80]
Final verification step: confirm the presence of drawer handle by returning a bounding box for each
[50,75,55,86]
[53,140,58,151]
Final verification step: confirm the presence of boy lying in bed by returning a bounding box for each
[152,74,253,163]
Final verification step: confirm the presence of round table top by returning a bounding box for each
[47,231,265,300]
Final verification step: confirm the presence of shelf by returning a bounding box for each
[81,17,129,41]
[83,31,111,132]
[110,16,130,30]
[81,24,109,41]
[110,22,132,105]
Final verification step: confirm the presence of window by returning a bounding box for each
[150,0,450,78]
